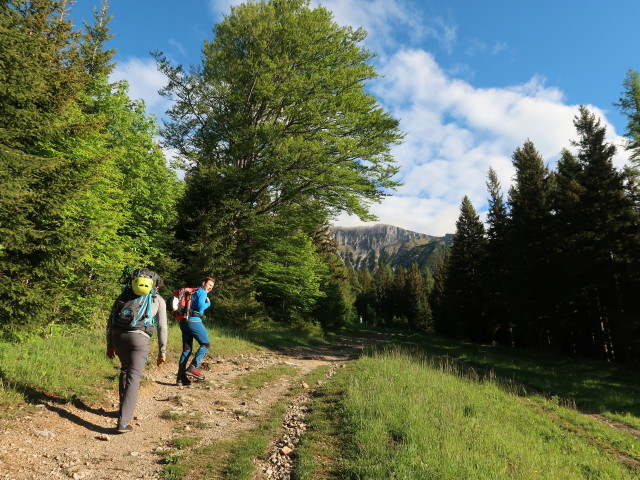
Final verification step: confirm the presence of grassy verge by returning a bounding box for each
[294,365,349,480]
[344,324,640,425]
[296,347,639,479]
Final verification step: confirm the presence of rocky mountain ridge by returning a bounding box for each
[330,224,452,271]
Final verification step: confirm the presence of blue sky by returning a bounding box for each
[71,0,639,236]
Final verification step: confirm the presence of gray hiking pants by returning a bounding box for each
[112,330,150,426]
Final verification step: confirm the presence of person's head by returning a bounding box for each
[201,276,215,293]
[156,277,164,291]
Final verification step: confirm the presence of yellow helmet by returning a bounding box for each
[132,276,154,296]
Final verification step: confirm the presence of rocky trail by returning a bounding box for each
[0,336,375,480]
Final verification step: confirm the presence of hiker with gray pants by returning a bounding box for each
[106,270,168,433]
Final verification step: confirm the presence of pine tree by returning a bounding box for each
[506,140,553,347]
[437,196,487,340]
[484,167,512,345]
[80,0,115,81]
[407,262,432,331]
[354,268,376,325]
[615,69,640,163]
[553,107,639,361]
[374,264,395,326]
[0,0,91,337]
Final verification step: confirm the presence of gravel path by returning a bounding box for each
[0,340,366,480]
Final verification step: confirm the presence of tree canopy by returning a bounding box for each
[154,0,402,323]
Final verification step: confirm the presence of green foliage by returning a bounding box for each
[615,68,640,163]
[0,2,180,338]
[434,106,640,363]
[254,230,328,322]
[155,0,402,327]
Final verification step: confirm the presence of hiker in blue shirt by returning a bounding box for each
[176,277,215,387]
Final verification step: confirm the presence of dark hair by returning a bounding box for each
[202,277,215,284]
[156,277,164,289]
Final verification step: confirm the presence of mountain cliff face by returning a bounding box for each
[330,224,452,271]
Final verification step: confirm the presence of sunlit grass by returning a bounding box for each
[335,349,639,479]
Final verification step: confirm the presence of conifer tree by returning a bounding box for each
[0,2,180,337]
[484,167,512,345]
[374,264,395,326]
[437,196,487,340]
[0,0,90,336]
[615,69,640,163]
[354,268,377,325]
[407,262,432,331]
[553,107,639,361]
[506,140,553,347]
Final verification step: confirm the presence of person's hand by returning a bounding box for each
[157,354,166,367]
[106,349,116,359]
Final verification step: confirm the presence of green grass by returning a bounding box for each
[321,348,640,480]
[345,324,640,424]
[290,364,345,480]
[0,330,116,416]
[172,435,202,450]
[413,334,640,422]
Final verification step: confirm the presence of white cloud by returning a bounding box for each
[334,48,630,236]
[207,0,243,19]
[315,0,456,54]
[111,57,171,119]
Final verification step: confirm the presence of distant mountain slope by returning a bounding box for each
[330,224,452,271]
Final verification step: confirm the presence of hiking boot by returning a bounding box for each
[117,422,134,433]
[185,365,205,381]
[176,376,191,388]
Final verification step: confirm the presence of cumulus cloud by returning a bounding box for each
[111,57,171,119]
[316,0,456,55]
[331,48,630,236]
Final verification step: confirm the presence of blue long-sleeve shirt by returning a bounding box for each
[190,286,211,318]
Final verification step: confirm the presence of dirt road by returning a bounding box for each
[0,338,370,480]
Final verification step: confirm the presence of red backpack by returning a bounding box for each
[170,287,198,321]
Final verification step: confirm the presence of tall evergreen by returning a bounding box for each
[437,196,487,340]
[0,2,180,338]
[484,167,511,345]
[407,262,433,331]
[354,268,376,324]
[615,69,640,163]
[374,264,395,326]
[506,140,553,347]
[553,107,639,361]
[0,0,90,337]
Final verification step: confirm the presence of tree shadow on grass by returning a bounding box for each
[0,368,117,433]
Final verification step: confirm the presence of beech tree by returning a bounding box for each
[155,0,402,323]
